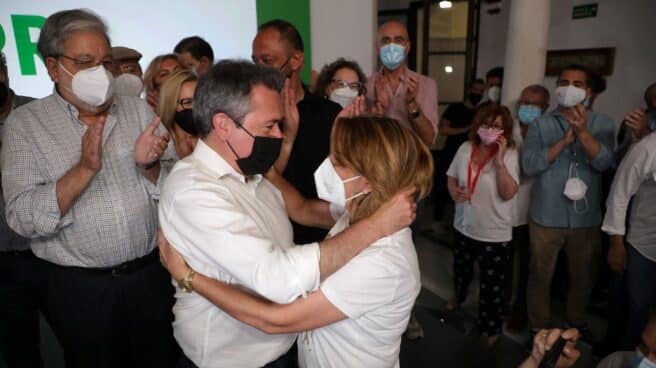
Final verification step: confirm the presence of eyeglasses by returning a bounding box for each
[481,123,503,130]
[332,79,364,92]
[59,54,114,71]
[177,98,193,109]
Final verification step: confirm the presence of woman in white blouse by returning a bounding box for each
[159,115,433,368]
[446,104,520,347]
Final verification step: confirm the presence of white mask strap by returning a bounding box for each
[345,191,365,203]
[342,175,361,184]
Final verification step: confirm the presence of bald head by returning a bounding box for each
[377,21,409,46]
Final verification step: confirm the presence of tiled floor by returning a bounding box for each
[1,206,607,368]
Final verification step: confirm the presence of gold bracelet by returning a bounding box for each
[177,268,196,293]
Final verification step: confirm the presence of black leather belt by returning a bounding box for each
[61,249,159,277]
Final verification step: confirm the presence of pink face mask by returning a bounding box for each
[477,127,503,145]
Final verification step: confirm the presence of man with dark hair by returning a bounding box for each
[174,36,214,76]
[252,19,342,245]
[158,59,414,368]
[522,64,615,343]
[482,66,504,104]
[433,78,484,224]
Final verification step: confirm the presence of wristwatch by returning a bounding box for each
[177,268,196,293]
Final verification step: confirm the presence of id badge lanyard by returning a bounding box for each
[467,144,497,203]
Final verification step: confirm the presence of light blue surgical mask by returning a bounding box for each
[517,104,542,125]
[632,348,656,368]
[379,43,405,70]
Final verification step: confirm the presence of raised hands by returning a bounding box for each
[369,186,417,237]
[562,104,588,134]
[134,116,170,169]
[336,95,366,120]
[80,115,106,173]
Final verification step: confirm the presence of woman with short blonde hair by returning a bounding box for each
[157,70,198,159]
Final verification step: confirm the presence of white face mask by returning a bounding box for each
[60,63,114,107]
[555,85,586,107]
[314,158,364,208]
[564,162,588,213]
[113,73,143,97]
[329,86,358,108]
[487,86,501,102]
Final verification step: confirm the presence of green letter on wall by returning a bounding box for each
[11,15,46,76]
[0,24,5,52]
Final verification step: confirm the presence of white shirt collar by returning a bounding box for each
[191,139,263,185]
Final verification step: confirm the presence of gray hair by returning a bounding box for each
[37,9,110,59]
[193,60,284,138]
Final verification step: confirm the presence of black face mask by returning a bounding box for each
[468,92,482,105]
[0,81,9,107]
[227,122,282,176]
[173,108,198,136]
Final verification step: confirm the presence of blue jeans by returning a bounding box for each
[623,244,656,349]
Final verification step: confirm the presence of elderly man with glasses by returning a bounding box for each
[1,9,178,367]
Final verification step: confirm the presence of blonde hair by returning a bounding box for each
[157,70,197,138]
[143,53,179,94]
[331,116,433,223]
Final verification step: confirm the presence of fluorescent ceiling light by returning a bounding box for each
[439,1,452,9]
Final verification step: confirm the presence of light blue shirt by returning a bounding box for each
[521,108,615,228]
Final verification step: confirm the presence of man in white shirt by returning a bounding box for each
[159,60,415,368]
[602,131,656,349]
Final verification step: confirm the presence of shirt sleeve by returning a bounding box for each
[446,142,466,179]
[602,140,653,236]
[588,114,616,172]
[320,249,399,319]
[418,76,439,140]
[1,111,74,238]
[160,186,321,304]
[521,119,550,177]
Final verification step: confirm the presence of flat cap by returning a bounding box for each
[111,46,142,61]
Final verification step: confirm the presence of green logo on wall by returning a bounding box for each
[0,14,47,76]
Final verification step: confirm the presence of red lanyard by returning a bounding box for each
[467,144,497,202]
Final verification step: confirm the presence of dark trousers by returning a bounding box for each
[509,225,530,315]
[452,231,512,336]
[177,343,298,368]
[43,250,180,368]
[623,244,656,349]
[0,250,49,368]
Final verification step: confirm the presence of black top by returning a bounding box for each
[441,102,476,161]
[283,88,341,244]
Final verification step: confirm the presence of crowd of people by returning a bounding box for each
[0,7,654,368]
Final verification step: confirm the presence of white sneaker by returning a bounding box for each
[405,315,424,340]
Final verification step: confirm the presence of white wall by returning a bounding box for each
[310,0,377,76]
[477,0,656,124]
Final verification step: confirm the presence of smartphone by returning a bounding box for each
[538,336,567,368]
